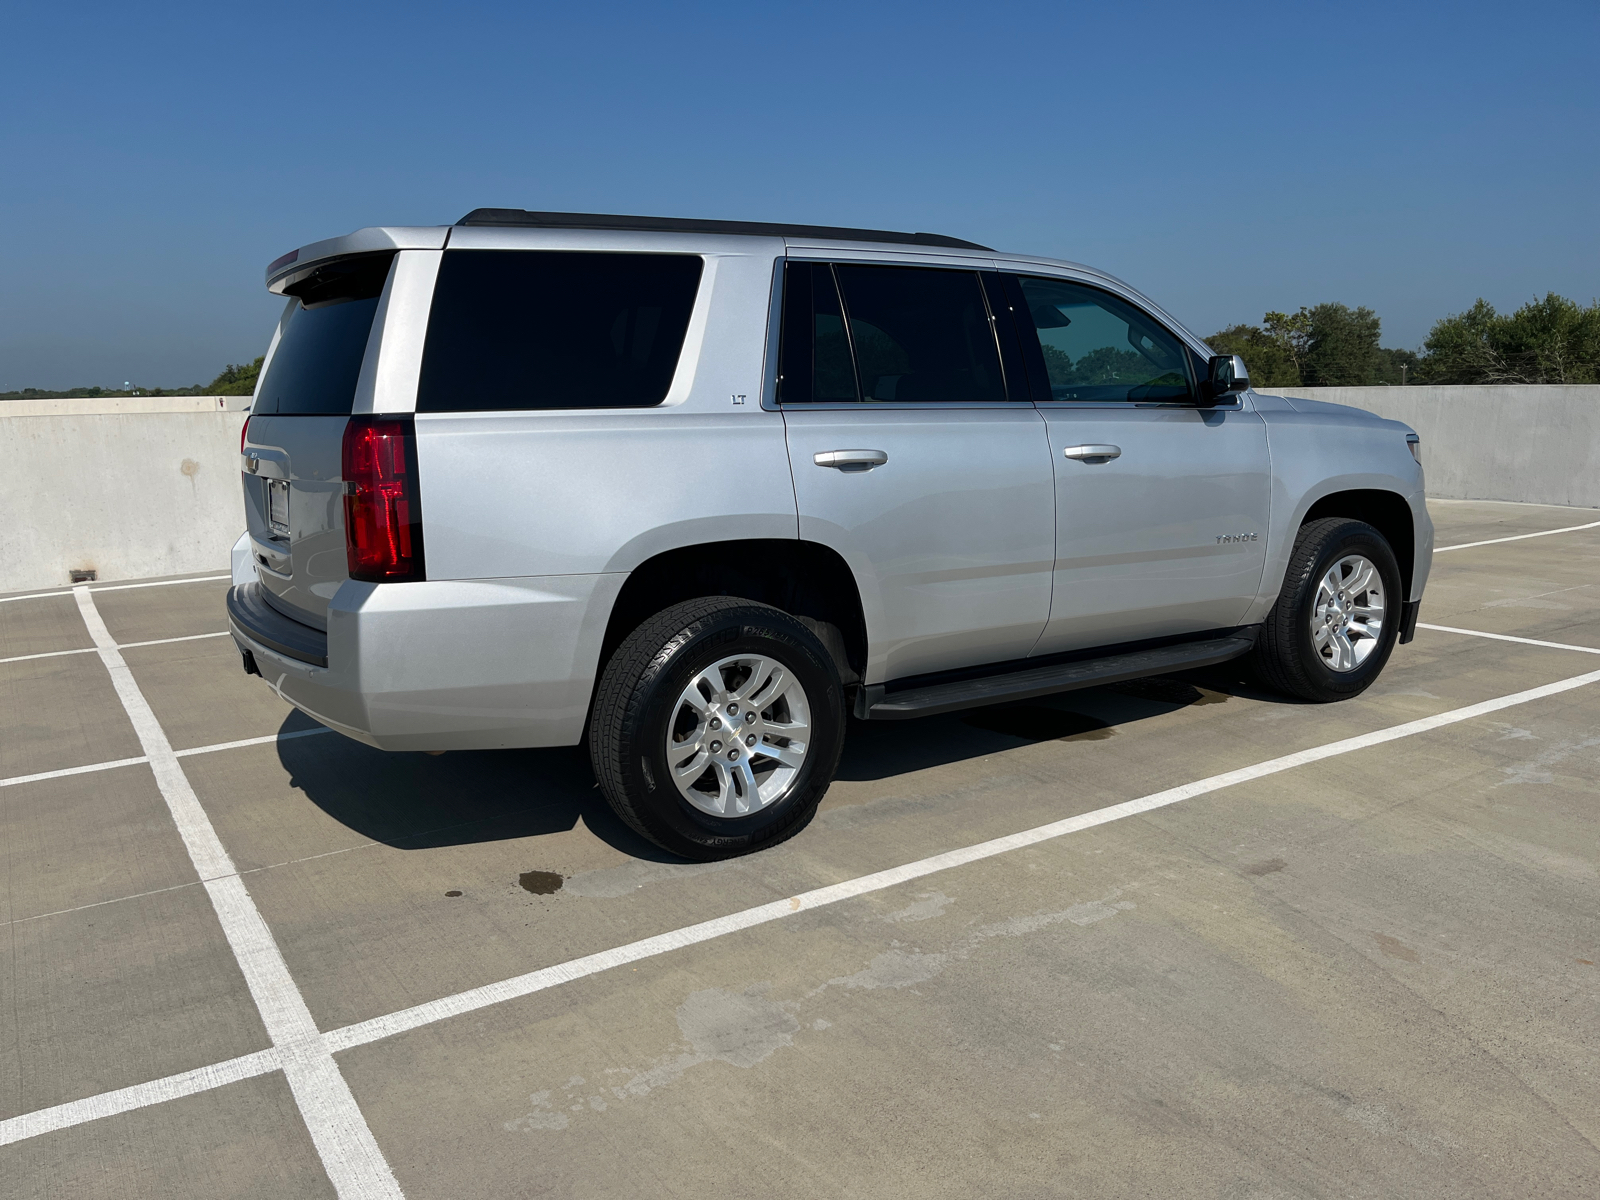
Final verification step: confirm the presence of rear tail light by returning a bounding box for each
[341,415,426,582]
[240,414,251,454]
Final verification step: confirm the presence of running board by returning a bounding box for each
[856,633,1258,720]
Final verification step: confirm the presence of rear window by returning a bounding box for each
[415,250,704,412]
[253,253,394,415]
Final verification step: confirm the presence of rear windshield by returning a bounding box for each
[415,250,704,412]
[253,253,395,415]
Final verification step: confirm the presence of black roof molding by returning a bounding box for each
[455,209,991,251]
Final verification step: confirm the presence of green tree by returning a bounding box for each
[205,357,264,395]
[1301,303,1383,386]
[1419,294,1600,383]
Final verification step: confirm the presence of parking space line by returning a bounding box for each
[0,729,334,791]
[0,574,231,605]
[0,756,151,789]
[121,631,231,650]
[70,587,405,1200]
[173,727,333,758]
[1419,623,1600,655]
[0,646,97,666]
[0,1049,283,1147]
[1435,519,1600,553]
[0,632,232,666]
[324,662,1600,1053]
[5,657,1599,1151]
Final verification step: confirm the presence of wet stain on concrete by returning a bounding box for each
[1373,932,1420,962]
[962,705,1115,742]
[1243,858,1287,877]
[519,870,565,895]
[444,889,463,898]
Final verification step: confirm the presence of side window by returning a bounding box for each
[777,262,858,403]
[778,261,1008,404]
[835,264,1006,403]
[416,250,703,412]
[1013,276,1194,403]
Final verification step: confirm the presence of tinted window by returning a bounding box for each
[779,262,1007,404]
[777,262,857,403]
[416,251,703,412]
[253,253,394,415]
[836,264,1005,403]
[1015,277,1193,403]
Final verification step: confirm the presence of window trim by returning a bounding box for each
[774,257,1035,410]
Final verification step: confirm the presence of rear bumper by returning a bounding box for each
[227,573,624,751]
[227,583,328,666]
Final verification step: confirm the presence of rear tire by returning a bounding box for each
[588,597,846,861]
[1251,518,1402,702]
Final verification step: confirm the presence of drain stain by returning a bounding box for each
[519,870,565,895]
[1243,858,1287,877]
[962,706,1115,742]
[1373,932,1420,962]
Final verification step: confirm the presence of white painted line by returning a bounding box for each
[0,756,150,789]
[0,1049,283,1147]
[0,646,97,665]
[6,660,1600,1149]
[72,587,404,1199]
[88,574,233,593]
[324,662,1600,1055]
[120,631,231,650]
[0,632,227,666]
[0,728,333,791]
[173,727,334,758]
[1435,520,1600,553]
[1418,623,1600,655]
[0,574,230,605]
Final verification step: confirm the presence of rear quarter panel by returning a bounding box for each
[413,246,798,580]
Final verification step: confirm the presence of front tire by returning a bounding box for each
[588,597,846,860]
[1251,518,1402,702]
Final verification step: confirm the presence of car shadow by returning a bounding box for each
[275,719,677,860]
[835,664,1295,782]
[275,665,1298,854]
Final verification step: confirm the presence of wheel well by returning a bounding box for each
[597,540,868,685]
[1302,489,1416,597]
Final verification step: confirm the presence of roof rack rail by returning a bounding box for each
[455,209,991,251]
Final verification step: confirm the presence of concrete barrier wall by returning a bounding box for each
[1257,385,1600,509]
[2,385,1595,593]
[2,397,249,592]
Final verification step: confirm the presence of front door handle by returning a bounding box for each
[1062,444,1121,461]
[814,449,889,471]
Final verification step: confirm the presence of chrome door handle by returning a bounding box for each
[1063,444,1121,461]
[814,449,889,471]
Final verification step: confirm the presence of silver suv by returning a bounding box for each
[229,210,1432,859]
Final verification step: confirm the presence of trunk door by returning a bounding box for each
[242,251,395,629]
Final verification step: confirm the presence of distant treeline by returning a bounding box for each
[1,357,263,402]
[1211,293,1600,387]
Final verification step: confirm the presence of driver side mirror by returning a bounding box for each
[1202,354,1250,404]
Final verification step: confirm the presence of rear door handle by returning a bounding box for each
[814,449,889,471]
[1062,444,1121,461]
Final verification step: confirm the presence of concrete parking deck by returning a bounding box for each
[3,500,1598,1198]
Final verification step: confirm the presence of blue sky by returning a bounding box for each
[3,0,1595,389]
